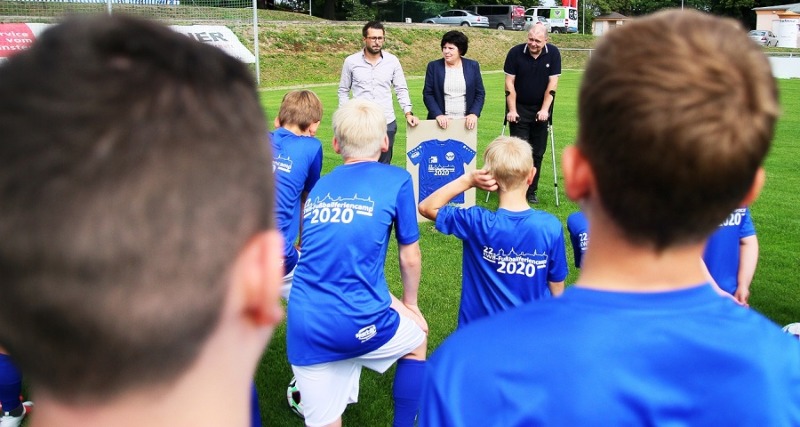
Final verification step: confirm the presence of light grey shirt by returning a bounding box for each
[338,49,413,124]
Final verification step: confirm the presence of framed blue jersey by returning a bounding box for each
[407,139,476,204]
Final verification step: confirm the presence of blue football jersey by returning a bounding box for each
[566,211,589,269]
[287,162,420,366]
[407,139,476,204]
[271,128,323,274]
[436,206,568,328]
[703,207,756,294]
[420,285,800,426]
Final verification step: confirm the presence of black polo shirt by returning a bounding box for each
[503,43,561,107]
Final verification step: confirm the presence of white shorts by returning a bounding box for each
[291,314,425,427]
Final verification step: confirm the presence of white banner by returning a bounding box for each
[0,23,255,64]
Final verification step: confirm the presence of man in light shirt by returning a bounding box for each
[338,21,419,165]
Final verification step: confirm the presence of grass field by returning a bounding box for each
[255,71,800,425]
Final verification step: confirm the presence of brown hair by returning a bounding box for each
[577,9,778,249]
[277,89,323,131]
[0,14,273,402]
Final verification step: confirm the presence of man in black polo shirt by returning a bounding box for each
[503,23,561,204]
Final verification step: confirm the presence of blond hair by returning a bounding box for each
[332,99,386,159]
[483,136,533,192]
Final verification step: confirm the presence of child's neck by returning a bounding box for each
[576,213,708,292]
[281,124,312,136]
[497,188,531,212]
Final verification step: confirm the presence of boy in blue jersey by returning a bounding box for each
[703,207,758,305]
[271,90,324,300]
[418,136,567,328]
[287,99,427,427]
[419,10,800,426]
[566,210,588,268]
[0,15,285,427]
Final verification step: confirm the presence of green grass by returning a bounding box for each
[255,72,800,425]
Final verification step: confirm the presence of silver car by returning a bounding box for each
[749,30,778,47]
[423,10,490,27]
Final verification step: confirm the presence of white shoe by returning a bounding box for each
[0,401,33,427]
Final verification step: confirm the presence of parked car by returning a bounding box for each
[465,5,525,30]
[524,15,551,32]
[749,30,778,47]
[423,9,490,27]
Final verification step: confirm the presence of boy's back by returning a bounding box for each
[436,205,567,326]
[423,285,800,426]
[287,161,418,365]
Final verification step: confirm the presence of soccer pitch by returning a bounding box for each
[256,70,800,425]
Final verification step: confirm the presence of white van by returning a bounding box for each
[466,5,526,30]
[525,6,578,33]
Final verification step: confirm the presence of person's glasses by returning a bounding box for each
[366,36,385,42]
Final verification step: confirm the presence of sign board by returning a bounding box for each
[406,119,478,223]
[0,23,255,64]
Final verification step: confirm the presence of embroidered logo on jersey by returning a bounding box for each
[273,154,293,173]
[482,246,548,278]
[304,193,375,224]
[409,151,421,159]
[445,151,455,161]
[356,325,377,343]
[429,155,439,163]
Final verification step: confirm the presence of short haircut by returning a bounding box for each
[362,20,385,37]
[277,89,323,131]
[483,136,533,192]
[577,9,778,249]
[0,15,273,402]
[529,23,548,39]
[332,99,386,159]
[441,30,469,56]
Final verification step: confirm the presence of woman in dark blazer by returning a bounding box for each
[423,30,486,130]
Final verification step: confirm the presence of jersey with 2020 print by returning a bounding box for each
[407,139,475,204]
[435,206,568,328]
[271,128,323,275]
[287,161,420,366]
[703,207,756,295]
[419,284,800,426]
[566,211,589,269]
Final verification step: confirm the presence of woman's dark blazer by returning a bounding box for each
[423,57,486,120]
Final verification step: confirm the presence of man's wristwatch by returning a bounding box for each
[405,111,414,117]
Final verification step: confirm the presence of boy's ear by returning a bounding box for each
[235,230,284,327]
[309,121,321,137]
[526,167,536,185]
[273,117,281,129]
[740,167,765,207]
[380,134,389,153]
[562,145,594,202]
[332,137,342,154]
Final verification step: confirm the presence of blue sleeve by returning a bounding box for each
[395,175,420,245]
[423,61,443,119]
[456,140,476,165]
[468,60,486,117]
[407,142,425,166]
[304,143,323,192]
[435,205,477,241]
